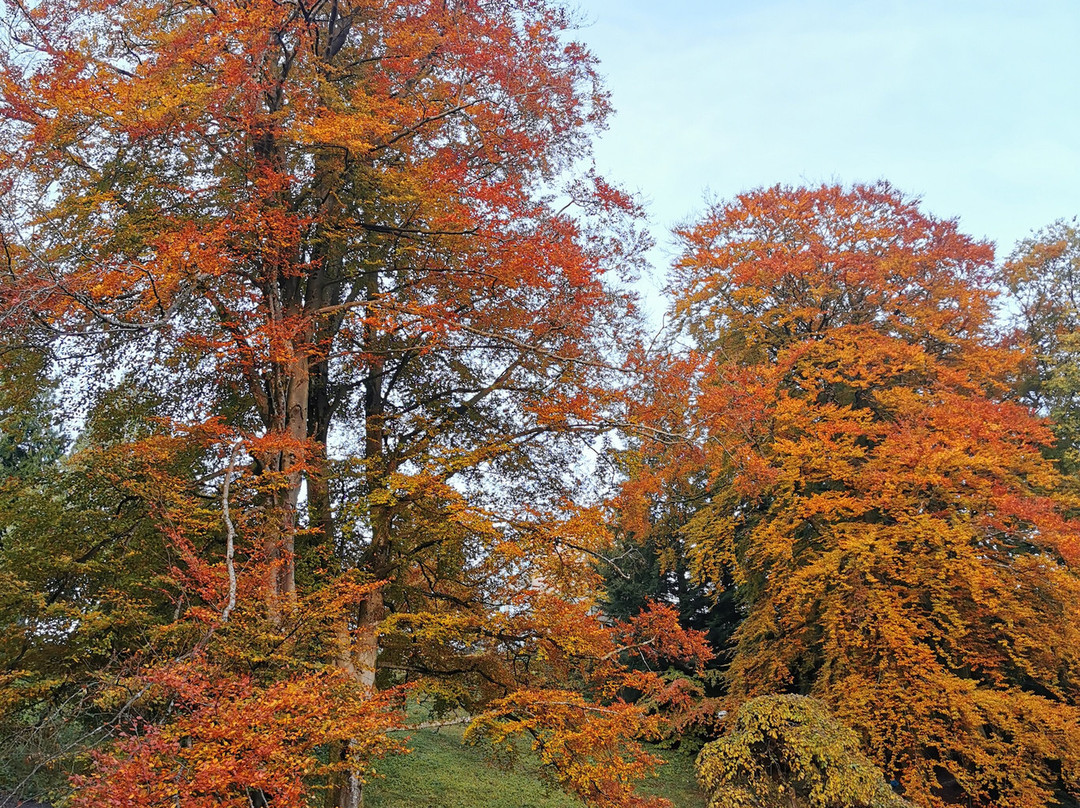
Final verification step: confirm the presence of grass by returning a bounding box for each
[364,724,707,808]
[632,748,708,808]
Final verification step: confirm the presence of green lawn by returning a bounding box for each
[364,725,707,808]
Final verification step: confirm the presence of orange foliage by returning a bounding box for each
[469,690,669,808]
[634,184,1080,807]
[464,600,712,808]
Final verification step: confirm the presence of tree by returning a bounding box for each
[601,531,738,675]
[0,0,680,804]
[637,184,1080,807]
[0,382,224,802]
[696,695,910,808]
[1000,218,1080,471]
[0,353,63,482]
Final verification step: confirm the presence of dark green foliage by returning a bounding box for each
[602,535,738,675]
[0,406,64,482]
[0,353,64,482]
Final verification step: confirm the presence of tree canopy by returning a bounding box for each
[628,184,1080,808]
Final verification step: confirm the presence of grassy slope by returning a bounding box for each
[365,726,707,808]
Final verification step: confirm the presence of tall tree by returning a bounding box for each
[0,0,680,805]
[0,354,63,482]
[636,184,1080,807]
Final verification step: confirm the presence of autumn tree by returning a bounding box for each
[634,184,1080,807]
[0,378,282,803]
[0,0,686,805]
[1000,218,1080,471]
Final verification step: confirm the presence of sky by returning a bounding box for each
[572,0,1080,303]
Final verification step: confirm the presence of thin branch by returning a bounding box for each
[555,539,633,580]
[221,441,243,623]
[405,715,473,731]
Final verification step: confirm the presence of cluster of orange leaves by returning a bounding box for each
[64,554,406,807]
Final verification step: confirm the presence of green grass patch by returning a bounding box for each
[364,725,706,808]
[635,747,707,808]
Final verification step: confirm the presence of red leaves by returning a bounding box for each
[672,182,996,361]
[73,663,405,808]
[619,601,713,673]
[70,570,399,807]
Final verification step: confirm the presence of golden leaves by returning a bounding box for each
[697,695,911,808]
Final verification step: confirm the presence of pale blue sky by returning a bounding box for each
[575,0,1079,293]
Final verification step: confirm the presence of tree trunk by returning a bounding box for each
[328,268,392,808]
[331,773,363,808]
[261,349,307,620]
[354,585,383,688]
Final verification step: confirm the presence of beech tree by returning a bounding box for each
[634,184,1080,807]
[0,0,698,805]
